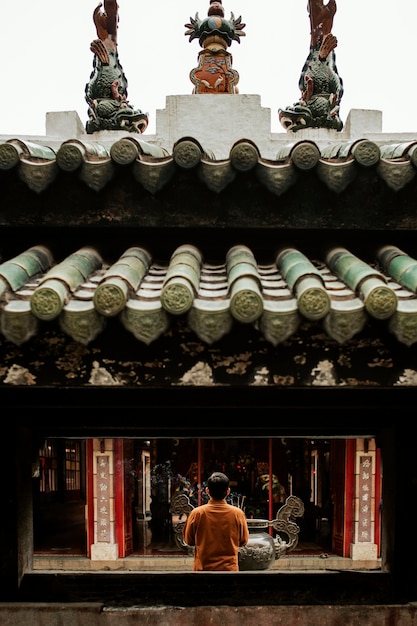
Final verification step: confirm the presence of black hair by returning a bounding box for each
[207,472,229,500]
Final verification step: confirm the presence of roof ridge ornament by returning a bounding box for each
[85,1,149,134]
[278,0,344,133]
[185,1,246,94]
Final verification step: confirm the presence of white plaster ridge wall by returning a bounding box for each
[156,97,417,158]
[156,94,274,159]
[1,98,416,159]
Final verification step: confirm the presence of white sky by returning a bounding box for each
[2,0,416,136]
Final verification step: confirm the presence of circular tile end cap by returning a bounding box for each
[56,143,84,171]
[93,278,128,317]
[0,143,21,170]
[110,138,139,165]
[364,285,398,319]
[291,142,320,170]
[230,142,259,171]
[230,289,263,323]
[173,140,202,169]
[351,140,380,166]
[297,287,331,320]
[31,282,67,320]
[161,279,195,315]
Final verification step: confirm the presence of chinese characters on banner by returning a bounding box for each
[97,455,111,542]
[358,455,373,542]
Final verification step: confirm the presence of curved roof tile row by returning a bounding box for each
[1,243,417,348]
[1,136,417,194]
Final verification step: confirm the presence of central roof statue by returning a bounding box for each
[185,0,246,93]
[278,0,344,132]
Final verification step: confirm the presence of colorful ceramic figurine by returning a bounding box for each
[85,0,149,133]
[279,0,344,132]
[185,0,246,94]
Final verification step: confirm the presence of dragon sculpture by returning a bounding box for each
[278,0,344,132]
[185,0,246,94]
[271,494,305,558]
[85,1,149,134]
[170,490,195,553]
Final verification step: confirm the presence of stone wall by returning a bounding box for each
[1,603,417,626]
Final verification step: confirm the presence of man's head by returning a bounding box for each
[206,472,230,500]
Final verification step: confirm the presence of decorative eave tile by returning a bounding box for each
[3,243,417,348]
[316,159,357,193]
[0,139,58,193]
[78,158,115,191]
[376,159,416,191]
[198,159,236,193]
[255,160,298,197]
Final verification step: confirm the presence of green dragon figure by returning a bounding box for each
[278,0,344,132]
[85,1,148,134]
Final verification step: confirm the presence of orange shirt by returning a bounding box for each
[183,499,249,571]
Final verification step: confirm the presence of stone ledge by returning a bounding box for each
[32,555,381,572]
[0,603,416,626]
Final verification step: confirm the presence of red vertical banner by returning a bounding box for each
[330,439,345,555]
[114,439,123,556]
[197,438,202,506]
[343,439,355,557]
[123,440,134,556]
[114,439,134,558]
[86,439,94,558]
[268,438,273,531]
[331,439,355,557]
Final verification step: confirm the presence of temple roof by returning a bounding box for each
[1,130,417,197]
[1,99,417,351]
[1,241,417,349]
[1,0,417,394]
[1,103,417,197]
